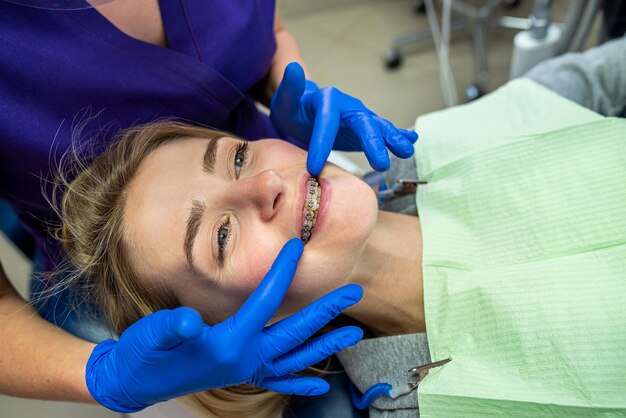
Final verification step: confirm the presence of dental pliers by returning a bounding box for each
[349,358,451,410]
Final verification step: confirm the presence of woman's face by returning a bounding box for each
[124,136,378,322]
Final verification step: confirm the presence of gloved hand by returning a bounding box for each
[86,238,363,412]
[270,62,418,175]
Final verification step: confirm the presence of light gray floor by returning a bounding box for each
[0,0,599,416]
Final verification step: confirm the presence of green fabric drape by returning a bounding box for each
[415,79,626,416]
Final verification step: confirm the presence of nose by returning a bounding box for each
[234,169,284,222]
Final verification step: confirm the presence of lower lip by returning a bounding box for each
[310,178,331,241]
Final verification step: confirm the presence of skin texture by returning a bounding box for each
[93,0,169,47]
[124,137,425,335]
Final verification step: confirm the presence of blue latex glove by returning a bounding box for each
[86,238,363,412]
[270,62,419,175]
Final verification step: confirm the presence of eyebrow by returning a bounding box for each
[184,199,206,269]
[202,136,222,175]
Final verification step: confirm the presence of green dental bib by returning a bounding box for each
[414,79,626,416]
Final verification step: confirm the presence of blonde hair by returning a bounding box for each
[54,121,292,417]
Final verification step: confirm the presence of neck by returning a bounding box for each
[346,211,424,337]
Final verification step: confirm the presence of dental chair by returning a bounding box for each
[384,0,600,101]
[384,0,526,99]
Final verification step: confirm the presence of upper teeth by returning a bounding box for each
[301,178,321,244]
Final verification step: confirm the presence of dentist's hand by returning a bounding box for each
[270,62,418,175]
[86,238,363,413]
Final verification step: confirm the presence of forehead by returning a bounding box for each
[142,137,210,171]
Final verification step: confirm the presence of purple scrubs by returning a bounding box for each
[0,0,281,270]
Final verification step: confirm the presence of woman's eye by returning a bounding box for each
[218,227,229,247]
[217,218,231,264]
[234,142,248,179]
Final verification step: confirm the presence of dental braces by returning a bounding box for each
[301,177,321,244]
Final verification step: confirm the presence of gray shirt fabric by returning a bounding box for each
[524,35,626,117]
[336,34,626,418]
[337,333,430,417]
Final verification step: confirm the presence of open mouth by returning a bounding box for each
[300,177,321,244]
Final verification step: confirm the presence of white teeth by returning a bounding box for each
[301,178,321,244]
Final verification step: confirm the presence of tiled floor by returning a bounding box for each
[0,0,601,417]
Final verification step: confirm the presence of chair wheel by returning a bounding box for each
[466,84,484,102]
[384,49,403,70]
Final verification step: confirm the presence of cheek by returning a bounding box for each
[231,241,281,293]
[316,176,378,253]
[228,238,325,319]
[290,256,349,294]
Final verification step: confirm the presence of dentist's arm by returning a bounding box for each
[270,62,419,175]
[0,260,96,402]
[252,13,311,106]
[257,14,418,175]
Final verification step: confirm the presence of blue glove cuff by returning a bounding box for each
[86,339,148,413]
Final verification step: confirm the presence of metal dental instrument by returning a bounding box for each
[405,358,452,392]
[377,179,428,202]
[349,358,451,410]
